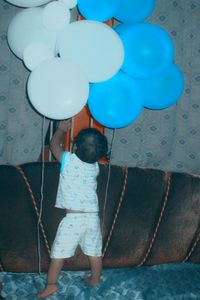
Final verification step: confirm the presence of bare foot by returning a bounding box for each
[37,284,57,298]
[83,276,100,287]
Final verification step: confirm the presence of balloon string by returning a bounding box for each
[102,129,116,235]
[37,116,46,275]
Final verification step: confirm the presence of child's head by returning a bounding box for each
[74,128,108,163]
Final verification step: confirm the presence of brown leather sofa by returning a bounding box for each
[0,163,199,273]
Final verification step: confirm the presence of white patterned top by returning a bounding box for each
[55,151,100,212]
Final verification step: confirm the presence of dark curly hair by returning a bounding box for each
[74,128,108,164]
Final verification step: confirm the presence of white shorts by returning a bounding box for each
[50,213,102,259]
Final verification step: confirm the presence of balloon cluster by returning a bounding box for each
[6,0,184,128]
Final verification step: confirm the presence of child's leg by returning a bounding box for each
[84,256,102,286]
[37,258,64,298]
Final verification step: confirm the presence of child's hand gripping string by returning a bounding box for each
[57,119,72,132]
[50,119,72,162]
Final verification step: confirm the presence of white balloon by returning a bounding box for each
[23,42,54,70]
[7,7,58,59]
[57,20,124,83]
[59,0,77,9]
[43,1,70,31]
[5,0,51,7]
[27,58,89,120]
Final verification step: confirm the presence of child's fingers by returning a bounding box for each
[58,119,72,131]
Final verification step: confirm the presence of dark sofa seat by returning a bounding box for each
[0,163,199,272]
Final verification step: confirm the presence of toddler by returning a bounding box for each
[37,120,108,298]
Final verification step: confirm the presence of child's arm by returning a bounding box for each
[50,119,72,163]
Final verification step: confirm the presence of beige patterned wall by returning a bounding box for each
[0,0,200,173]
[106,0,200,175]
[0,1,50,165]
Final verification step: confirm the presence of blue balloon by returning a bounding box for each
[111,0,157,24]
[114,23,130,36]
[88,71,143,128]
[117,23,174,79]
[77,0,115,22]
[136,64,184,109]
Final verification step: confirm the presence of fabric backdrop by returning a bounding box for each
[0,0,200,173]
[105,0,200,175]
[0,2,50,165]
[0,2,80,165]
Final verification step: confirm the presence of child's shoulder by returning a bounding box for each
[60,151,72,172]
